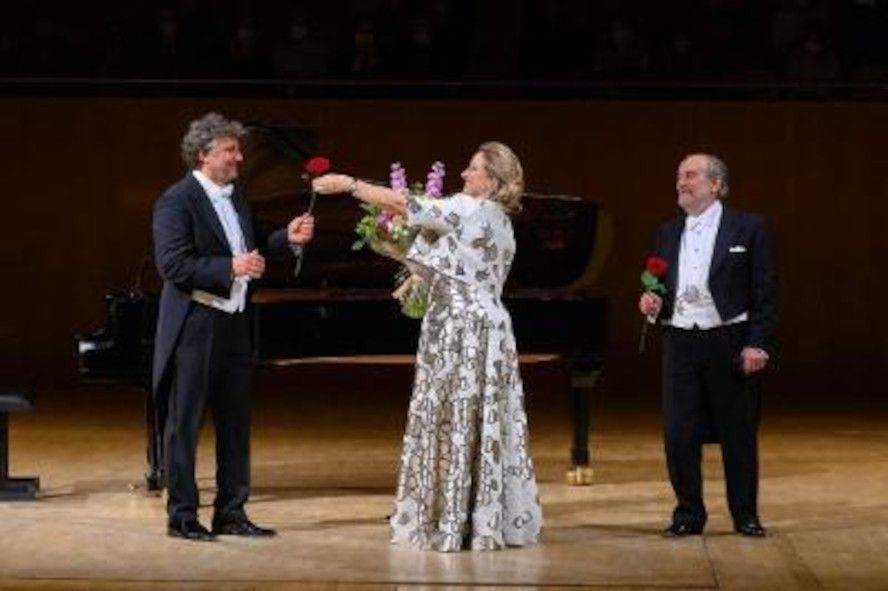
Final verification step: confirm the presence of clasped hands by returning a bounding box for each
[231,213,315,280]
[232,250,266,279]
[637,291,768,375]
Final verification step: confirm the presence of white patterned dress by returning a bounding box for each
[389,192,543,552]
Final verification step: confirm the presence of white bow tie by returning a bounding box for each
[218,184,234,199]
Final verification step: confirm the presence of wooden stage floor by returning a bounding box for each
[1,372,886,590]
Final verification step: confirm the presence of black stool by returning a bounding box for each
[0,392,39,500]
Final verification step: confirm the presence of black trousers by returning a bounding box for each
[662,323,761,527]
[165,305,252,524]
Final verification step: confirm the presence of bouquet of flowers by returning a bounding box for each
[352,161,445,319]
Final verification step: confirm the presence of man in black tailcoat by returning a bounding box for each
[639,153,777,537]
[153,112,314,541]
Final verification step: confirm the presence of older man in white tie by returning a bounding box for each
[152,112,314,541]
[639,153,777,538]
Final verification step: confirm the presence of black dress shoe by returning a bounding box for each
[663,522,704,537]
[212,516,277,537]
[167,519,216,541]
[734,519,767,537]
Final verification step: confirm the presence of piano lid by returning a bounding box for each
[237,122,609,291]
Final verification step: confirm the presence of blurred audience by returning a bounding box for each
[4,0,888,84]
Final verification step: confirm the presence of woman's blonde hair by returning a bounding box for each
[478,141,523,214]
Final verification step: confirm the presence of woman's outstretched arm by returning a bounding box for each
[313,173,407,216]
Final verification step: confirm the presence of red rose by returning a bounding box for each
[639,254,669,352]
[645,255,668,277]
[304,156,331,176]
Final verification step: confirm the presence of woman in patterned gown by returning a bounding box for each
[312,142,542,552]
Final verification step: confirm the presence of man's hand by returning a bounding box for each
[288,213,315,245]
[639,291,663,317]
[312,174,353,195]
[232,250,266,279]
[741,347,769,375]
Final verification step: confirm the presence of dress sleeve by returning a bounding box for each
[405,194,463,235]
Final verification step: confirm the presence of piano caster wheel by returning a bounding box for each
[565,465,593,486]
[127,471,165,496]
[144,469,166,492]
[128,479,164,497]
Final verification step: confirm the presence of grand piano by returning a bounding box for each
[76,124,611,490]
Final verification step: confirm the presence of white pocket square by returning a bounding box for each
[729,245,747,253]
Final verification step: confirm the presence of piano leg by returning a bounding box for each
[565,369,598,486]
[144,387,165,492]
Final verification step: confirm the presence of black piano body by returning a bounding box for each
[78,122,610,490]
[77,190,610,490]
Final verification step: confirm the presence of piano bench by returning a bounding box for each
[0,392,40,500]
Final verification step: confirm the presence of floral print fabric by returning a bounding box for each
[390,194,542,552]
[404,193,515,298]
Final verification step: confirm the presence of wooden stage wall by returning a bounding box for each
[2,98,886,402]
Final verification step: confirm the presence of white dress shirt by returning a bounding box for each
[190,170,248,313]
[669,200,747,329]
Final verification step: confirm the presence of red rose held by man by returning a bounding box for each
[305,156,331,176]
[645,255,668,278]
